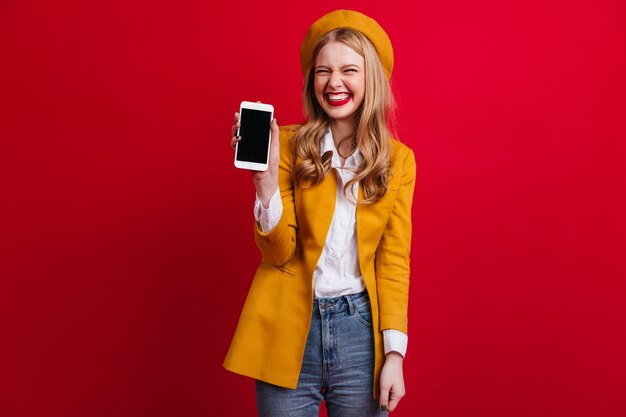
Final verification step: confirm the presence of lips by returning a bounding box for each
[325,92,352,107]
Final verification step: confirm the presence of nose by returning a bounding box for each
[329,71,343,88]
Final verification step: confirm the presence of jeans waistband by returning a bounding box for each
[313,290,369,315]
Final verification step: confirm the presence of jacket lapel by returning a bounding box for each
[298,170,337,278]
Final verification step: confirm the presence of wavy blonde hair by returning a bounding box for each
[291,27,398,204]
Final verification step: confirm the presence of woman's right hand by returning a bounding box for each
[231,105,280,207]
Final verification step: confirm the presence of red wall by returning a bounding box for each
[1,0,625,416]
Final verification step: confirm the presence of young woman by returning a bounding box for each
[224,10,416,417]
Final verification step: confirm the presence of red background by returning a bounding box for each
[1,0,625,416]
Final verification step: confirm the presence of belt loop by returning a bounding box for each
[316,299,324,315]
[345,294,355,315]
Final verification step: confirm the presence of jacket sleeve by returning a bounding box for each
[375,147,417,334]
[253,125,298,266]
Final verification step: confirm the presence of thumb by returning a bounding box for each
[269,118,280,164]
[270,117,279,137]
[379,383,390,412]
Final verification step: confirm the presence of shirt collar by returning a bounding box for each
[321,127,363,169]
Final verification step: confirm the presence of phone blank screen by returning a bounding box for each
[236,108,272,164]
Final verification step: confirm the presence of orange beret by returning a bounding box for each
[300,10,394,80]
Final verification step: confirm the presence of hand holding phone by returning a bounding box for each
[234,101,274,171]
[231,101,280,207]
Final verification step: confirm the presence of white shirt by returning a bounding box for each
[313,129,365,298]
[254,128,407,357]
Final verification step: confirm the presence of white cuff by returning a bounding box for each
[383,329,408,357]
[253,188,283,233]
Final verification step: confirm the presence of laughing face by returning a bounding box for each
[313,41,365,124]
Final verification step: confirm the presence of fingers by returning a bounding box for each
[232,112,240,136]
[387,386,405,412]
[231,135,241,150]
[380,382,405,413]
[231,112,240,150]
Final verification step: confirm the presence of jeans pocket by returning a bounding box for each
[354,300,373,327]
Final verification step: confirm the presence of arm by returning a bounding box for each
[254,188,283,233]
[252,125,298,266]
[376,147,417,412]
[376,147,416,334]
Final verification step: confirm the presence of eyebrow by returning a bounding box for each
[314,64,361,70]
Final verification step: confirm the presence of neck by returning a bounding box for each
[330,118,356,156]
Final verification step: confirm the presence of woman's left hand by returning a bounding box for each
[379,352,405,412]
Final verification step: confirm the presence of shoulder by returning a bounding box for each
[279,124,303,141]
[278,124,303,149]
[276,124,303,166]
[387,137,416,192]
[389,137,415,167]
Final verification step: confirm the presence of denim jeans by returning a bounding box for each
[256,291,388,417]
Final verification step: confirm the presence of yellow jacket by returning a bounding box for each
[223,124,416,398]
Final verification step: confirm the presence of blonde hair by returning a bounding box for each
[291,27,398,204]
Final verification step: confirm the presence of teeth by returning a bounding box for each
[328,93,350,101]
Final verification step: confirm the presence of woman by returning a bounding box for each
[224,10,416,417]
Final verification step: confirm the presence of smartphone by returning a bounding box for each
[234,101,274,171]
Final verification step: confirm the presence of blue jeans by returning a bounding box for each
[256,291,388,417]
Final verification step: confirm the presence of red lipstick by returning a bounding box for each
[325,93,352,107]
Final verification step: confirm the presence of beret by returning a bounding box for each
[300,10,394,80]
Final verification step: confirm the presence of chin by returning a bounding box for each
[328,110,355,120]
